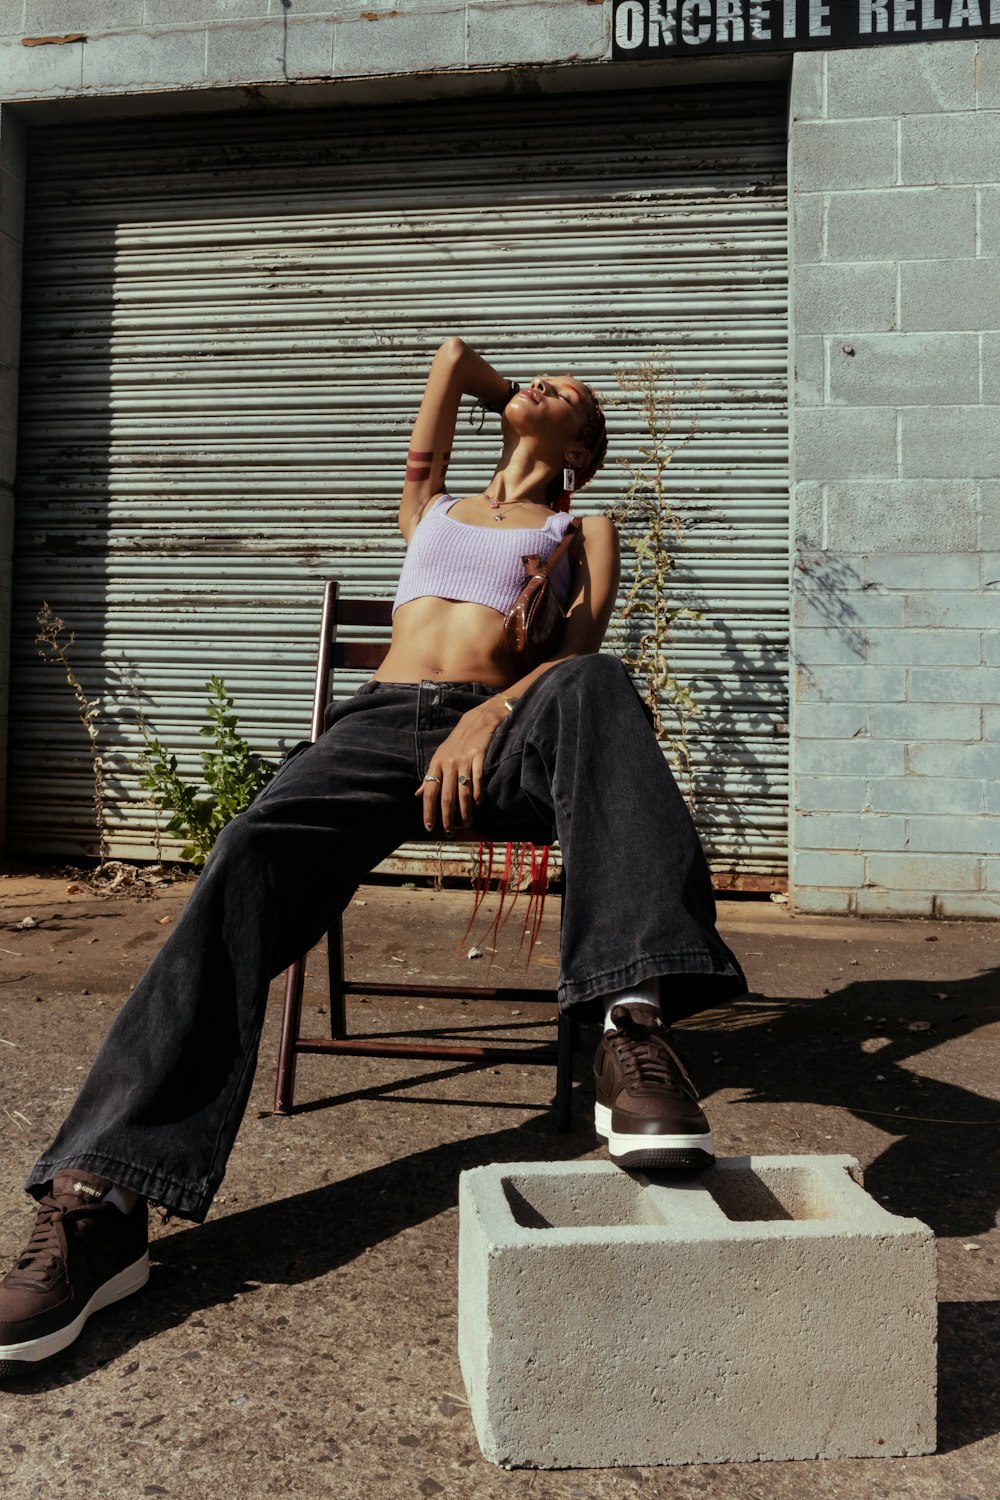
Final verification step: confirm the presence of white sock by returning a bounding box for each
[602,977,661,1032]
[105,1184,140,1215]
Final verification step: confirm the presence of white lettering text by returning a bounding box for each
[614,0,646,47]
[809,0,831,33]
[894,0,917,26]
[717,0,746,38]
[949,0,982,23]
[783,0,798,35]
[750,0,773,35]
[648,0,680,44]
[681,0,712,41]
[859,0,890,31]
[921,0,943,26]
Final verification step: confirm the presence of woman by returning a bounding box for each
[0,338,746,1375]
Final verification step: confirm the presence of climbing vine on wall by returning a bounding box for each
[608,359,703,807]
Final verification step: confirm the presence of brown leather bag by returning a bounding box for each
[503,518,583,672]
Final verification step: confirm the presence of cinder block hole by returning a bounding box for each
[704,1166,830,1222]
[502,1173,648,1229]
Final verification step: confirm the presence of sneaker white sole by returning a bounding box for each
[0,1251,150,1368]
[595,1102,714,1169]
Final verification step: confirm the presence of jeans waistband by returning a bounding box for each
[358,679,500,698]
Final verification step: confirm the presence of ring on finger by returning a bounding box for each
[457,774,469,786]
[423,774,440,784]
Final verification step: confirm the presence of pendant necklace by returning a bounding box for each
[484,491,528,523]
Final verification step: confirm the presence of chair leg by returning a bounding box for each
[274,956,307,1115]
[555,1010,575,1132]
[328,913,347,1039]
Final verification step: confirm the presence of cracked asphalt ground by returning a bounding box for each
[0,870,997,1500]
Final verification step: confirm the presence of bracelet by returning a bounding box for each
[469,380,520,432]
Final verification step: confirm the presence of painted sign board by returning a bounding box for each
[612,0,1000,56]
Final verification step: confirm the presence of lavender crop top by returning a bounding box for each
[392,493,575,617]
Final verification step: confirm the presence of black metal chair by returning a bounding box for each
[273,581,577,1126]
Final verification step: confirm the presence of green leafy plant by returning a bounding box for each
[609,358,704,806]
[137,676,276,866]
[36,602,109,870]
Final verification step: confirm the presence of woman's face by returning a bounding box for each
[503,373,593,462]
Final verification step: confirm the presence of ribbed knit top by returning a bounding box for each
[392,493,575,617]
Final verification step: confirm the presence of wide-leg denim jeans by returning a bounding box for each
[27,655,746,1221]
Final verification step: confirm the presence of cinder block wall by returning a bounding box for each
[789,41,1000,919]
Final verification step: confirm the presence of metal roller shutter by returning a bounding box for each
[9,81,789,881]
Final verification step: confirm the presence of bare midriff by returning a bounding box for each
[372,596,520,688]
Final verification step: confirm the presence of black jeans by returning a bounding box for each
[27,655,746,1221]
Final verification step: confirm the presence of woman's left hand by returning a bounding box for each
[417,698,506,834]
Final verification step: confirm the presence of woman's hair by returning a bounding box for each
[544,382,608,510]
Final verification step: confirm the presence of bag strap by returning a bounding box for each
[523,516,583,580]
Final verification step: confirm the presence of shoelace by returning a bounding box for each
[5,1192,77,1291]
[608,1023,692,1099]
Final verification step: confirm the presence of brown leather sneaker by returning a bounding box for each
[0,1170,149,1376]
[594,1003,714,1170]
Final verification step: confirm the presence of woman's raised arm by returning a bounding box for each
[398,337,511,541]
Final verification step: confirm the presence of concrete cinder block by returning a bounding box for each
[985,707,1000,742]
[0,1,22,36]
[867,627,982,666]
[793,406,897,479]
[789,49,824,121]
[791,478,824,548]
[901,110,1000,186]
[900,258,1000,333]
[792,119,896,192]
[458,1158,935,1469]
[978,35,1000,106]
[981,187,1000,259]
[793,701,869,739]
[866,850,982,890]
[935,891,1000,917]
[826,186,975,262]
[794,662,905,703]
[793,337,824,406]
[900,406,1000,479]
[905,589,998,629]
[794,587,903,628]
[909,666,1000,704]
[906,814,1000,856]
[869,702,982,741]
[792,774,868,813]
[468,0,607,67]
[791,192,824,264]
[907,738,998,779]
[855,812,908,851]
[981,340,1000,410]
[793,263,896,336]
[335,5,465,77]
[793,737,904,778]
[0,34,83,97]
[866,553,981,591]
[793,623,865,665]
[828,333,978,407]
[793,812,863,850]
[28,0,144,31]
[825,480,977,553]
[854,887,934,917]
[985,854,1000,887]
[145,0,266,20]
[79,26,207,91]
[792,849,865,886]
[827,39,976,117]
[204,17,333,85]
[795,551,865,591]
[869,776,983,816]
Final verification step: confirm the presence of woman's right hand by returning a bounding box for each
[416,696,508,834]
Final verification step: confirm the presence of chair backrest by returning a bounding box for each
[307,581,392,740]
